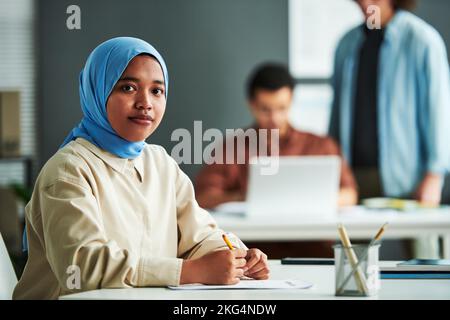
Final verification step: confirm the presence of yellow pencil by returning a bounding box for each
[337,223,369,295]
[372,222,388,243]
[222,233,235,250]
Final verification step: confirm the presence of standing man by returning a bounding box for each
[329,0,450,258]
[329,0,450,204]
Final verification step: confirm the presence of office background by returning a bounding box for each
[0,0,449,268]
[0,0,448,180]
[38,0,450,179]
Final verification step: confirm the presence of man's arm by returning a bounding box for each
[325,137,358,206]
[415,31,450,205]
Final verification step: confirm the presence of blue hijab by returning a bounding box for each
[60,37,169,159]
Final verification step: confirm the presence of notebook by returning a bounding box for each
[380,259,450,277]
[380,273,450,279]
[396,259,450,272]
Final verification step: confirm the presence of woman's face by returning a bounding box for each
[106,54,166,142]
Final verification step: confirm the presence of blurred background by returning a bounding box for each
[0,0,449,276]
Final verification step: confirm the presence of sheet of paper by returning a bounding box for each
[168,279,313,290]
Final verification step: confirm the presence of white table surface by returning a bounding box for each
[59,260,450,300]
[212,207,450,258]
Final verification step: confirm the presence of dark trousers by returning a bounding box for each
[353,167,383,201]
[353,167,413,259]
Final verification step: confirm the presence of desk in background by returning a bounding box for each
[212,207,450,259]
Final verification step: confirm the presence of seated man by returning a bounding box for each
[195,63,358,210]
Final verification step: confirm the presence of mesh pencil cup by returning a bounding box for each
[333,244,381,297]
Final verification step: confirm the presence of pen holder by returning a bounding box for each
[333,244,380,297]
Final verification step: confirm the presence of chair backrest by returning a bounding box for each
[0,187,22,255]
[0,232,17,300]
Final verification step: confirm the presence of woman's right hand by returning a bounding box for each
[180,249,247,285]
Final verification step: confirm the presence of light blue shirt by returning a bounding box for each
[329,10,450,197]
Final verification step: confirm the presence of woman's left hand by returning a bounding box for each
[243,248,270,280]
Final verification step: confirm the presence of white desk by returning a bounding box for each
[60,260,450,300]
[212,207,450,259]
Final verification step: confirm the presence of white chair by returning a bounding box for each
[0,232,17,300]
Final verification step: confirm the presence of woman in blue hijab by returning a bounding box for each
[14,37,269,299]
[60,36,169,158]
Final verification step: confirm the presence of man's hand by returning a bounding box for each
[338,188,358,207]
[243,248,270,280]
[415,173,443,206]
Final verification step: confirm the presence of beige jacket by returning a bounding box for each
[13,138,230,299]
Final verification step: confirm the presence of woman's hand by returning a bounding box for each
[243,248,270,280]
[180,249,247,285]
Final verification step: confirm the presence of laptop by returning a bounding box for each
[246,156,341,218]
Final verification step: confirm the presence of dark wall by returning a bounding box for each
[37,0,289,178]
[416,0,450,64]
